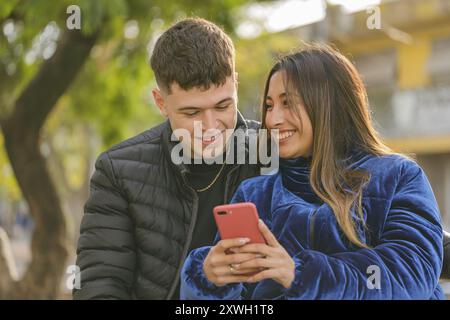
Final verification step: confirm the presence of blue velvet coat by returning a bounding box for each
[180,150,445,299]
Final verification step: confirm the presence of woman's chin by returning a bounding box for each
[278,148,308,159]
[278,147,295,159]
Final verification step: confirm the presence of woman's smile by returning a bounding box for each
[273,129,297,144]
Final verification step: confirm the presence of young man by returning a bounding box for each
[73,18,259,300]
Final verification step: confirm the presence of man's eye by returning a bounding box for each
[216,104,230,110]
[185,111,199,116]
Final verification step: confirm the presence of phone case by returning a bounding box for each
[213,202,266,244]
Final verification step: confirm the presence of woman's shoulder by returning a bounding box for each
[356,151,421,177]
[355,151,429,197]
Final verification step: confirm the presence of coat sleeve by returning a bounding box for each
[180,187,249,300]
[284,161,444,299]
[73,152,136,299]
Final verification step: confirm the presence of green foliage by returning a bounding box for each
[0,134,21,201]
[0,0,19,19]
[0,0,284,200]
[235,31,301,118]
[65,39,162,148]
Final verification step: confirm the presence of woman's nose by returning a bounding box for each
[267,105,284,127]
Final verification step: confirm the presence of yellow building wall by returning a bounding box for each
[397,39,431,89]
[336,5,450,154]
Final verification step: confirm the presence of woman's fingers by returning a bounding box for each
[209,252,263,267]
[231,243,273,256]
[223,253,264,265]
[258,219,280,247]
[247,269,280,284]
[212,264,262,276]
[214,275,253,286]
[230,268,263,275]
[234,257,278,270]
[205,236,287,287]
[215,238,250,253]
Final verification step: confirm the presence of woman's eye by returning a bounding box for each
[264,104,273,110]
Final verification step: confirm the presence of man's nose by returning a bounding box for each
[202,109,217,130]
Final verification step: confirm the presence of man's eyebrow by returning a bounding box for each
[177,97,234,111]
[178,106,200,111]
[214,97,234,106]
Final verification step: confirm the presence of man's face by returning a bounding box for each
[153,76,238,160]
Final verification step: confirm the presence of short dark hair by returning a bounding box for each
[150,17,235,94]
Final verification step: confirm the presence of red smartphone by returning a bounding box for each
[213,202,266,245]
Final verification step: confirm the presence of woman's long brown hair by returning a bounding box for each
[261,44,395,248]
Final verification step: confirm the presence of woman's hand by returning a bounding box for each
[203,237,265,287]
[231,219,295,289]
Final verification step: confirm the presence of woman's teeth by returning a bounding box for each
[278,130,295,140]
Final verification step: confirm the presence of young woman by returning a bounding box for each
[180,45,445,299]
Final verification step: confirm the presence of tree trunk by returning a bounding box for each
[0,29,99,299]
[0,226,18,298]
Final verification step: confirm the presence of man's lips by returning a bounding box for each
[195,130,225,145]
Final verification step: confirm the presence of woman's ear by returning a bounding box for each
[152,88,168,117]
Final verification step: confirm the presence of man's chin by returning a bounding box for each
[191,144,227,163]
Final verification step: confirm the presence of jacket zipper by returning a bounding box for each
[224,165,241,203]
[166,171,198,300]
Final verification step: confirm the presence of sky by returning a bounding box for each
[237,0,382,38]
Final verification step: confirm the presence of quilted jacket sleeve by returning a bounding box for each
[284,160,444,299]
[73,152,136,299]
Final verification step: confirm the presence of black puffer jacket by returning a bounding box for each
[73,113,260,299]
[443,231,450,280]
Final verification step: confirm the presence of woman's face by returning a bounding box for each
[264,70,313,159]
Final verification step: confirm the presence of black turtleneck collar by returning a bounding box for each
[279,155,316,201]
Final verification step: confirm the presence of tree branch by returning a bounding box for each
[2,29,99,133]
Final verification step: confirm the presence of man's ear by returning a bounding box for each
[233,72,239,102]
[152,88,168,117]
